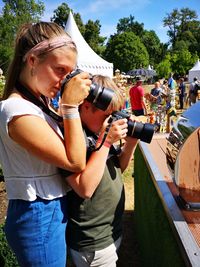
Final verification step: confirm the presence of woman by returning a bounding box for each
[0,22,91,267]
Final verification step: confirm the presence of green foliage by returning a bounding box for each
[0,224,19,267]
[163,7,199,53]
[117,15,144,37]
[156,55,172,79]
[104,31,149,72]
[84,19,106,56]
[171,48,194,75]
[0,0,45,73]
[141,30,163,66]
[50,2,70,28]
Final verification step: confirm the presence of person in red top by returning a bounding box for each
[129,76,147,116]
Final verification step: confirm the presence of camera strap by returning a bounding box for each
[15,81,63,123]
[93,123,112,151]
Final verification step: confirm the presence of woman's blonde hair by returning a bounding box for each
[3,22,77,99]
[92,75,125,113]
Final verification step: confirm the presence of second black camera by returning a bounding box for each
[109,110,155,143]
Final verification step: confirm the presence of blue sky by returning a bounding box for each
[0,0,199,43]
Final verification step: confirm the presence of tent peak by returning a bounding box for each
[65,11,113,77]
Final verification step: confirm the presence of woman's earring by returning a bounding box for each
[31,68,35,76]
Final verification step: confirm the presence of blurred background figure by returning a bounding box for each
[149,81,162,111]
[187,76,199,106]
[129,76,147,116]
[168,73,177,109]
[178,78,186,110]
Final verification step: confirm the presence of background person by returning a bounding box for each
[65,75,139,267]
[149,81,162,111]
[0,21,91,267]
[178,77,186,109]
[187,76,199,106]
[129,76,147,116]
[167,73,177,108]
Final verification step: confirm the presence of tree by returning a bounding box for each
[171,48,195,76]
[104,31,149,72]
[50,3,85,35]
[140,30,163,66]
[156,54,172,79]
[178,8,197,35]
[163,9,180,47]
[50,2,70,28]
[163,8,199,50]
[84,19,106,56]
[2,0,44,23]
[116,15,144,37]
[0,0,44,72]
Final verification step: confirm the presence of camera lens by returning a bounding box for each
[127,121,155,143]
[87,83,114,111]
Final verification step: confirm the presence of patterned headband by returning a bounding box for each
[23,35,76,62]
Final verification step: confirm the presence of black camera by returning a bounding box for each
[60,69,114,111]
[109,110,155,143]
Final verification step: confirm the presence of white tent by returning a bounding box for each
[188,59,200,83]
[64,11,113,77]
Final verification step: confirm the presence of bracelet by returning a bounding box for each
[61,104,79,120]
[62,113,80,120]
[61,104,79,113]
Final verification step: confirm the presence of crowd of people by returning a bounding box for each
[129,74,200,112]
[117,73,200,132]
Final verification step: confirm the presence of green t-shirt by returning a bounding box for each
[66,153,125,252]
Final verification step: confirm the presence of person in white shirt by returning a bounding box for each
[0,21,91,267]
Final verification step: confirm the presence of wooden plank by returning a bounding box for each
[139,138,200,266]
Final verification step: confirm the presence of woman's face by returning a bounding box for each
[31,47,77,98]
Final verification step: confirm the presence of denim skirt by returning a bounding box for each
[4,196,68,267]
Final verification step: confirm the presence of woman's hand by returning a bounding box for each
[61,71,92,105]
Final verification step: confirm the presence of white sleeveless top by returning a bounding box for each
[0,97,68,201]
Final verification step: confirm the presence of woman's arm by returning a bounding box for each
[8,72,91,172]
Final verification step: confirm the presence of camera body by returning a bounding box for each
[61,69,114,111]
[109,110,155,143]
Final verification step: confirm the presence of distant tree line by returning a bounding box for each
[0,0,200,79]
